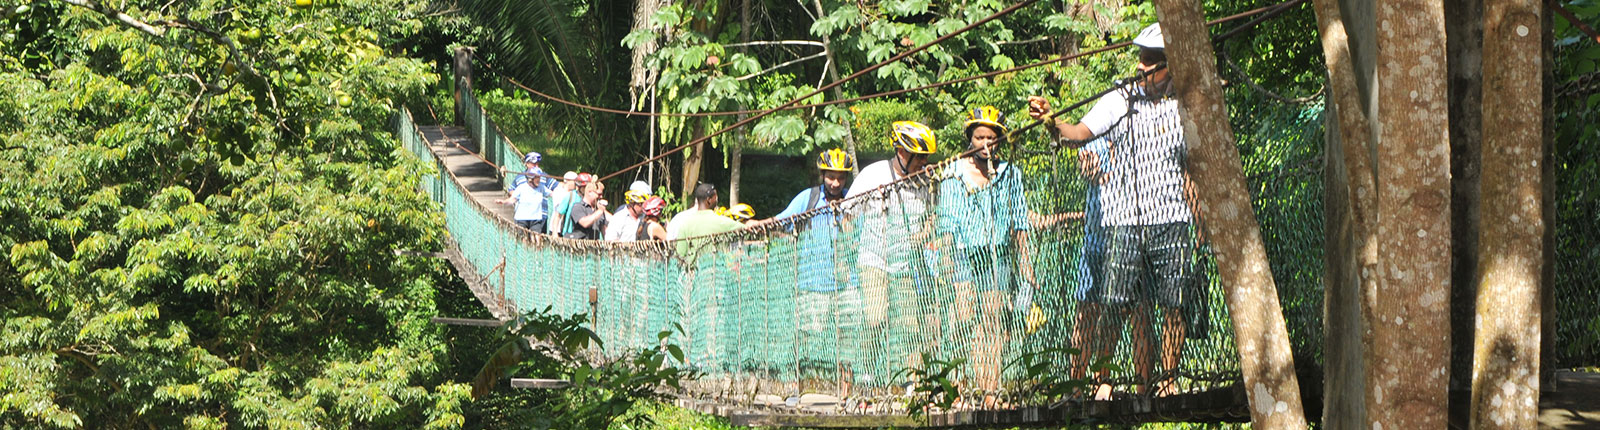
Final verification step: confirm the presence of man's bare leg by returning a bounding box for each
[1070,303,1118,400]
[1156,308,1186,396]
[1130,304,1157,396]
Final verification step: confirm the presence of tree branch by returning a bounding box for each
[996,36,1050,46]
[722,40,825,48]
[52,0,293,138]
[735,52,826,81]
[55,0,166,36]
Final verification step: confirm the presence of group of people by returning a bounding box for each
[494,23,1205,402]
[496,155,762,243]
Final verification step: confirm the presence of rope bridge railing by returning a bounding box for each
[393,84,1329,417]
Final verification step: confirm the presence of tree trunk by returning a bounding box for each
[628,0,670,104]
[1370,0,1453,427]
[682,128,705,203]
[729,0,751,205]
[812,0,859,171]
[729,144,742,205]
[1468,0,1545,426]
[1311,0,1377,425]
[454,46,475,127]
[1539,4,1557,394]
[1148,2,1308,427]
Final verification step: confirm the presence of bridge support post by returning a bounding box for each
[1149,0,1309,427]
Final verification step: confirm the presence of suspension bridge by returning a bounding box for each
[392,44,1334,427]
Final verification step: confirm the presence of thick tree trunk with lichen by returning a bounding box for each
[1312,0,1377,425]
[1369,0,1453,427]
[1468,0,1544,427]
[682,129,705,202]
[1149,1,1308,427]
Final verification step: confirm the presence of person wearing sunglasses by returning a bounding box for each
[1026,23,1205,398]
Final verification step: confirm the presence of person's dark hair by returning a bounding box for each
[1138,47,1166,65]
[693,183,718,202]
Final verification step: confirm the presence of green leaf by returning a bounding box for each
[988,54,1015,71]
[665,344,684,364]
[621,30,656,49]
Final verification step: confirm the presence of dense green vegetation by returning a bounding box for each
[0,0,477,427]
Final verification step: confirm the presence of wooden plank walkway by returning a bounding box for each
[1541,370,1600,429]
[417,123,518,319]
[672,385,1250,428]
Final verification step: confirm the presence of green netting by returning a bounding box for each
[396,86,1330,411]
[1553,84,1600,368]
[459,86,523,191]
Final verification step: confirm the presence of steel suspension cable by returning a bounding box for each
[1010,0,1310,137]
[593,0,1315,183]
[593,0,1045,183]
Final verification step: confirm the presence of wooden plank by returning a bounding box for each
[730,413,926,428]
[709,385,1253,428]
[430,317,505,327]
[510,378,571,389]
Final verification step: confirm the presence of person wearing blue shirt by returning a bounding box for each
[498,152,554,234]
[766,148,860,396]
[1068,137,1116,400]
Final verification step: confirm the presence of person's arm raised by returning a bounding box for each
[1026,96,1096,144]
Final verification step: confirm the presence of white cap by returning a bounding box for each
[562,171,578,181]
[1132,23,1163,49]
[628,180,652,195]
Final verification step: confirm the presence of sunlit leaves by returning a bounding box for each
[752,115,807,145]
[0,0,457,428]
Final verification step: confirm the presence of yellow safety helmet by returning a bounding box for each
[1025,303,1048,334]
[624,190,650,204]
[816,148,855,172]
[730,203,754,221]
[890,121,937,154]
[963,106,1009,136]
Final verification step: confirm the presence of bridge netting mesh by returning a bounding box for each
[395,84,1328,412]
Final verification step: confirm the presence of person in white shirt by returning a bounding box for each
[605,189,651,241]
[1027,23,1202,398]
[843,120,938,380]
[495,168,551,234]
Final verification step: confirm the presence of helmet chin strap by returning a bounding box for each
[969,144,999,173]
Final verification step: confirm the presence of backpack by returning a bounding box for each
[796,185,825,231]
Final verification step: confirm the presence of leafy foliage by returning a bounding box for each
[0,0,475,427]
[1552,0,1600,368]
[629,0,1139,160]
[468,308,699,429]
